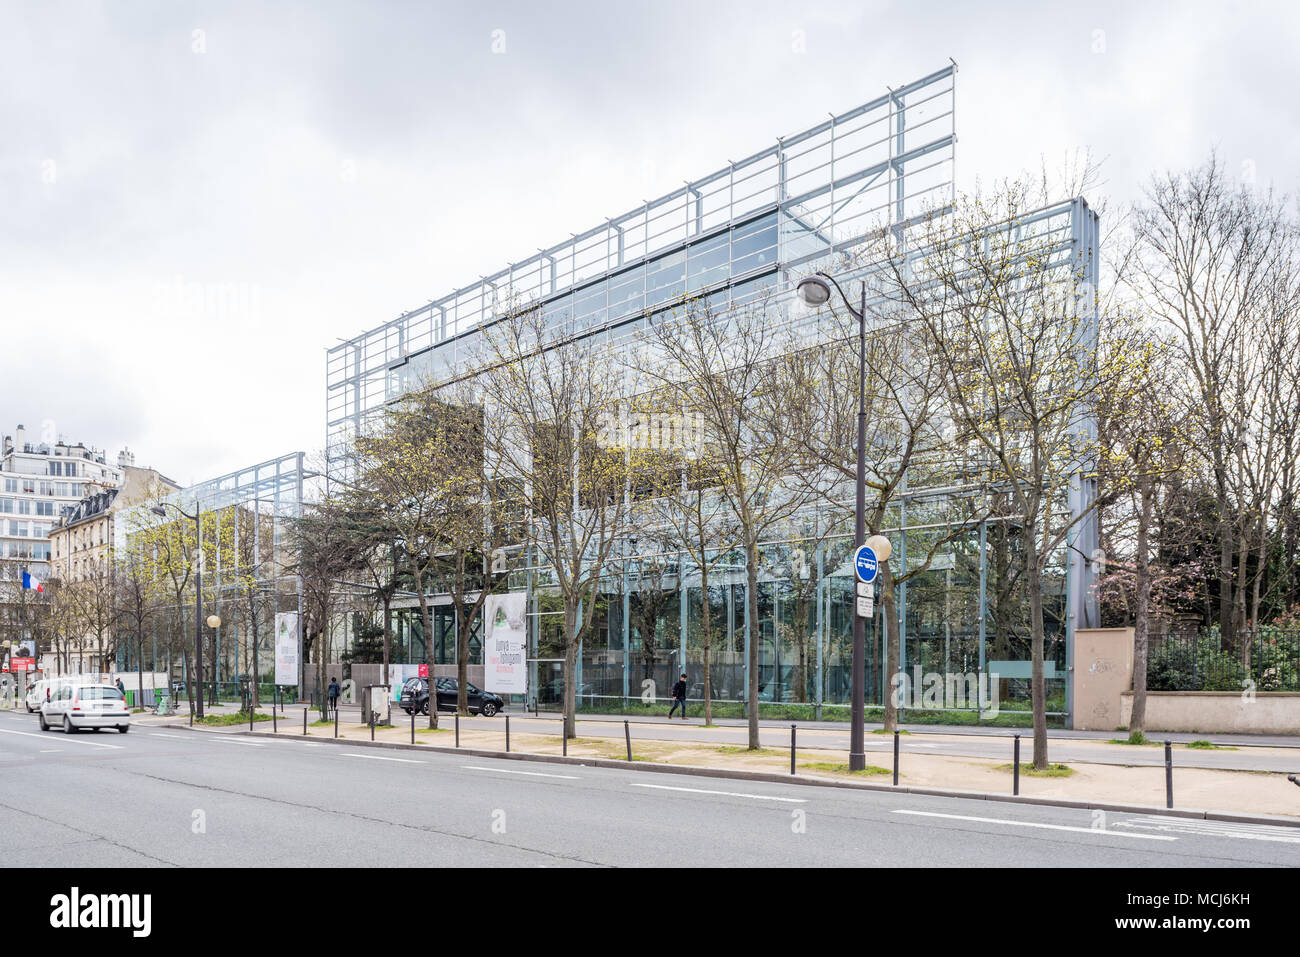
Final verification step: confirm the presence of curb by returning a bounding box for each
[160,722,1300,830]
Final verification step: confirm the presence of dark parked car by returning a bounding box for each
[400,676,503,717]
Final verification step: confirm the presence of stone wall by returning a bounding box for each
[1120,691,1300,735]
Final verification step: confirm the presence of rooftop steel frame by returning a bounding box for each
[326,63,958,458]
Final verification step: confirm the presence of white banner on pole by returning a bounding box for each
[484,592,528,695]
[274,612,300,686]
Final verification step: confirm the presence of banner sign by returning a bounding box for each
[274,612,300,686]
[484,592,528,695]
[10,657,35,671]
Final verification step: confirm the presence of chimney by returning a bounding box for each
[15,424,25,451]
[117,447,135,468]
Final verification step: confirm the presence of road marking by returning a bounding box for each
[630,783,807,803]
[40,749,62,753]
[0,727,123,750]
[208,738,265,747]
[341,753,423,764]
[1112,817,1300,844]
[150,733,189,740]
[462,765,580,780]
[892,810,1177,840]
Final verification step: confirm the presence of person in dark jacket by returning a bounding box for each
[668,672,688,720]
[327,677,340,716]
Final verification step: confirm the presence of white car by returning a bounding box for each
[39,682,130,734]
[25,677,71,713]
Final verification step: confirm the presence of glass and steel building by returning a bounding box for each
[324,64,1102,724]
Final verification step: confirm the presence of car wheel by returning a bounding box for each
[63,715,74,734]
[403,707,411,715]
[118,725,129,734]
[481,702,498,717]
[420,702,429,716]
[38,712,48,731]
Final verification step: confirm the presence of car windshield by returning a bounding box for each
[403,678,424,691]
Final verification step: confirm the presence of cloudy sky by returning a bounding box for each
[2,0,1296,486]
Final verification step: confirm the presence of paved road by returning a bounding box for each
[1,709,1297,867]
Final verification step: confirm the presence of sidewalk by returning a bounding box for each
[161,704,1300,820]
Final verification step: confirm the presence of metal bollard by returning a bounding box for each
[334,705,338,739]
[893,730,900,786]
[505,714,510,752]
[1013,735,1020,795]
[562,725,567,756]
[1165,740,1173,808]
[410,708,414,745]
[625,720,632,761]
[455,711,460,748]
[273,704,277,733]
[791,724,797,775]
[370,713,375,741]
[302,707,307,735]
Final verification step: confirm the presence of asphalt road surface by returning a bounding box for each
[2,709,1297,868]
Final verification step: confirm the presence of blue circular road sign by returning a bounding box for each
[854,545,879,583]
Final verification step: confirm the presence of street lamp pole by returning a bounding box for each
[152,502,204,719]
[796,271,869,771]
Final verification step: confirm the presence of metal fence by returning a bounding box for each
[1147,630,1300,692]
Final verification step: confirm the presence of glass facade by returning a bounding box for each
[322,65,1098,723]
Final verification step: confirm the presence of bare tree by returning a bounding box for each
[880,183,1140,768]
[637,294,817,749]
[1129,155,1299,639]
[473,305,637,739]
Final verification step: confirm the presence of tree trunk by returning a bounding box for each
[457,552,470,716]
[701,562,713,726]
[381,592,391,688]
[882,561,900,732]
[1130,485,1154,738]
[1218,515,1235,637]
[563,598,579,739]
[250,610,261,709]
[746,538,760,750]
[136,638,146,712]
[1027,542,1048,770]
[416,576,437,729]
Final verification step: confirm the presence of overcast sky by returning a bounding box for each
[3,0,1296,487]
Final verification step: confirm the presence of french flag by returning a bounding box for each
[21,571,44,593]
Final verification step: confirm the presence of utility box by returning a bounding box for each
[363,685,391,726]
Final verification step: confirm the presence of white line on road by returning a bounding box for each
[462,765,580,780]
[892,810,1177,840]
[150,734,189,740]
[39,749,62,753]
[207,738,265,746]
[1112,817,1300,844]
[340,753,423,764]
[0,727,122,750]
[630,783,807,803]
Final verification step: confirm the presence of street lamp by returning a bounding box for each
[797,270,872,771]
[152,502,207,719]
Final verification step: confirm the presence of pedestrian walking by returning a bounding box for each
[668,672,688,720]
[327,676,340,717]
[115,677,125,697]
